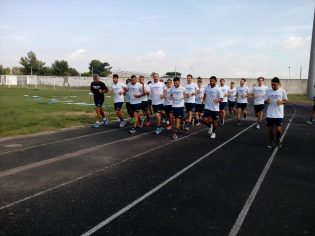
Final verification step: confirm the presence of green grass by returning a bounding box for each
[0,86,124,137]
[287,94,313,103]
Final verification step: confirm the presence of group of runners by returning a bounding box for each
[90,73,289,148]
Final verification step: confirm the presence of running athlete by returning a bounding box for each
[203,76,223,139]
[218,79,229,125]
[235,78,250,125]
[195,77,205,126]
[251,77,268,129]
[164,79,174,130]
[170,77,186,139]
[90,74,109,128]
[265,77,288,148]
[139,75,151,127]
[228,82,236,118]
[127,75,143,134]
[147,81,153,116]
[148,73,166,135]
[183,74,198,130]
[305,83,315,125]
[125,78,134,123]
[109,74,127,128]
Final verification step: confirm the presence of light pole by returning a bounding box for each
[288,66,291,79]
[31,66,32,76]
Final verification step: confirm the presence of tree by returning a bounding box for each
[68,67,79,76]
[51,60,69,76]
[0,65,11,75]
[19,51,45,75]
[81,72,91,76]
[165,71,182,77]
[89,60,112,77]
[12,66,23,75]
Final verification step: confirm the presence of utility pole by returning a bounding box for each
[307,9,315,99]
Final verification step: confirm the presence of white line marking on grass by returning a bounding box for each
[0,128,207,211]
[0,127,129,155]
[228,110,296,236]
[81,122,257,236]
[0,130,154,178]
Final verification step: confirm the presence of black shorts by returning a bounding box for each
[219,102,227,110]
[185,103,195,112]
[164,105,173,114]
[203,109,219,120]
[141,101,149,110]
[313,102,315,111]
[173,107,184,118]
[254,104,265,113]
[126,102,131,110]
[131,103,141,113]
[195,104,205,113]
[236,103,247,109]
[228,101,236,108]
[152,104,164,113]
[148,99,152,106]
[114,102,123,110]
[94,97,104,107]
[266,118,283,127]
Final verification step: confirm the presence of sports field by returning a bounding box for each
[0,99,314,235]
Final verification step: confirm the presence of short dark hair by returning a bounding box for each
[197,77,202,81]
[187,74,193,78]
[257,76,264,81]
[220,79,225,82]
[241,78,246,82]
[148,81,152,84]
[139,75,144,79]
[210,76,217,81]
[231,82,235,84]
[167,78,172,82]
[131,75,136,79]
[173,77,180,82]
[271,77,280,83]
[113,74,119,78]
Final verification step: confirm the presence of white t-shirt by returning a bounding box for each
[219,85,230,103]
[204,86,223,111]
[195,86,205,104]
[266,88,288,118]
[236,86,250,103]
[141,84,150,102]
[149,81,165,105]
[183,83,198,103]
[228,88,236,102]
[251,85,268,105]
[170,86,186,108]
[110,82,126,103]
[128,82,143,104]
[164,87,173,106]
[125,82,131,102]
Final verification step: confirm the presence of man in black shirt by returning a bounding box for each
[90,74,109,128]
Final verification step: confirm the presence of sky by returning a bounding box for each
[0,0,314,78]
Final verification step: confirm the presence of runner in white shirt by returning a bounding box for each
[235,78,250,125]
[265,77,288,148]
[203,76,223,139]
[250,77,268,129]
[195,77,205,126]
[170,77,186,139]
[109,74,127,128]
[147,81,153,116]
[183,74,198,131]
[139,76,151,127]
[163,79,174,130]
[125,78,134,124]
[127,75,144,134]
[228,82,236,119]
[218,79,230,125]
[148,73,166,135]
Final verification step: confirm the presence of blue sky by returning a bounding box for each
[0,0,314,78]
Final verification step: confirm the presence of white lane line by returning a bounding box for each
[0,130,154,178]
[0,128,208,211]
[228,110,296,236]
[81,122,257,236]
[0,126,129,155]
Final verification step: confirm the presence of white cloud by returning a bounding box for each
[69,49,86,60]
[281,36,304,49]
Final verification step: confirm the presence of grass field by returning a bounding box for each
[0,86,125,137]
[0,86,313,138]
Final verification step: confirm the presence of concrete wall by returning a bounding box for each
[0,75,308,94]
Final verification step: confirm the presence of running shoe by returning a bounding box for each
[267,141,275,149]
[256,123,260,129]
[166,125,172,130]
[103,117,109,126]
[92,123,100,128]
[130,117,134,124]
[208,126,213,135]
[171,133,178,139]
[119,120,126,128]
[305,120,313,125]
[129,127,136,134]
[210,132,216,139]
[155,127,164,135]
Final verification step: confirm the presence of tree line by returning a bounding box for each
[0,51,112,77]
